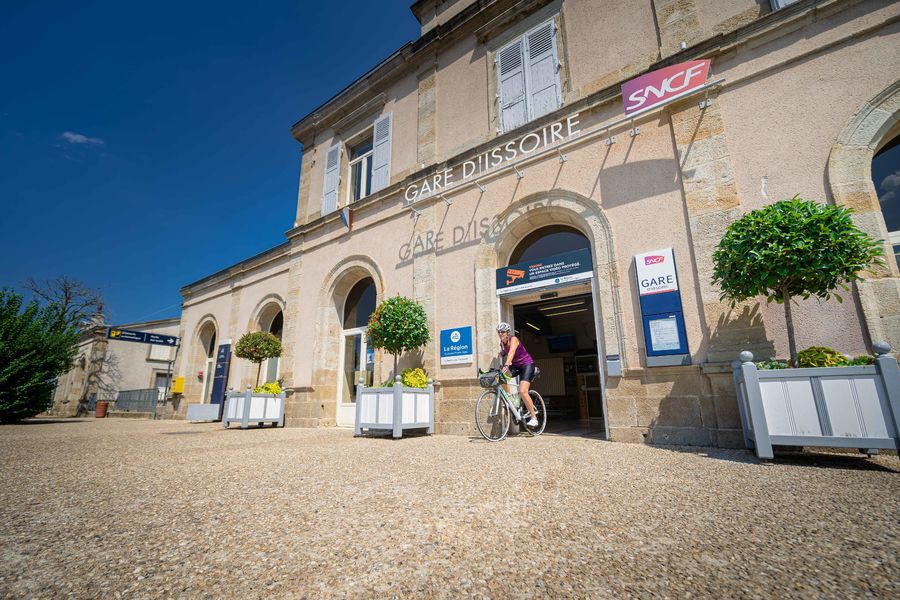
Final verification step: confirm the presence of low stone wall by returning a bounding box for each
[605,364,744,448]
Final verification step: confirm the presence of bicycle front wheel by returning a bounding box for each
[475,389,510,442]
[523,390,547,436]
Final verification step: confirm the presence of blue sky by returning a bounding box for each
[0,1,420,325]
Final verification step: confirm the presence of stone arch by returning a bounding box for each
[244,295,286,387]
[187,315,218,403]
[309,255,385,426]
[247,294,286,333]
[473,189,625,371]
[827,80,900,349]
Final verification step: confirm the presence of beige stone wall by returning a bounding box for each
[562,0,660,98]
[696,0,770,37]
[175,250,290,415]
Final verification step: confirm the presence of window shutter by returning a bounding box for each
[524,21,561,121]
[370,112,392,193]
[321,143,341,215]
[496,38,528,133]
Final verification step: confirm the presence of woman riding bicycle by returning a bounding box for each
[496,322,539,428]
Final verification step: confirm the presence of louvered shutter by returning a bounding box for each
[496,38,528,133]
[524,21,561,121]
[370,112,392,193]
[321,143,341,215]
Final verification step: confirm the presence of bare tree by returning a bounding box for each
[25,276,104,330]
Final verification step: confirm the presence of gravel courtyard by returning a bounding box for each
[1,418,898,599]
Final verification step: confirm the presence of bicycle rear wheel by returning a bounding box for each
[523,390,546,436]
[475,389,510,442]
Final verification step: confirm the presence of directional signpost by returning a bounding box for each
[107,328,178,347]
[107,328,181,416]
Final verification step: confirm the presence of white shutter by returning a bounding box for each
[321,143,341,215]
[524,21,561,121]
[496,38,528,133]
[370,112,392,193]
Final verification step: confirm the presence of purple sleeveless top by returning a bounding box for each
[501,336,534,368]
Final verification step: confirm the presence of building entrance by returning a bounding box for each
[497,224,608,437]
[506,288,607,436]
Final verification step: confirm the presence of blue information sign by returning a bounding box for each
[496,248,593,295]
[440,326,473,365]
[209,343,232,409]
[108,328,178,346]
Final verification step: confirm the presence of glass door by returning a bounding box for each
[337,327,371,426]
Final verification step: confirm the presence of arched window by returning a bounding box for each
[509,225,591,264]
[256,305,284,385]
[873,134,900,268]
[343,278,376,329]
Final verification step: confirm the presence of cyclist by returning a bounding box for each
[496,322,539,428]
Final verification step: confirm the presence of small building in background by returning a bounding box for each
[48,317,180,417]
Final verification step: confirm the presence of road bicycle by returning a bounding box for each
[475,367,546,441]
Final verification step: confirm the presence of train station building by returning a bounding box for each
[173,0,900,446]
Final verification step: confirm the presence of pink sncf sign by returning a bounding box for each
[622,60,711,117]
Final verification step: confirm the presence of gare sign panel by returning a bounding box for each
[634,247,679,296]
[622,60,711,117]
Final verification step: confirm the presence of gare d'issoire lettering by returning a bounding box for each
[404,113,581,204]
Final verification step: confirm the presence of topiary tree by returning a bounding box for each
[234,331,282,386]
[712,196,883,367]
[366,295,430,379]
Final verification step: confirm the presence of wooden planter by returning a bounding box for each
[223,387,286,429]
[355,376,434,439]
[733,342,900,460]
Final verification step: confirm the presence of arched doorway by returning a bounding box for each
[501,225,604,430]
[337,277,376,426]
[196,321,217,403]
[509,224,592,263]
[873,132,900,269]
[256,304,284,386]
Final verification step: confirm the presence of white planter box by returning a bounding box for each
[733,343,900,460]
[355,376,434,439]
[223,388,285,429]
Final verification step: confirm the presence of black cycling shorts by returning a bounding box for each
[507,363,536,383]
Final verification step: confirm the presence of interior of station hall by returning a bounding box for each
[171,0,900,444]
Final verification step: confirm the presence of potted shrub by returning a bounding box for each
[355,296,433,438]
[222,332,285,429]
[366,295,430,378]
[233,331,282,386]
[713,197,900,459]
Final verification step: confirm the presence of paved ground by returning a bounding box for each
[0,418,898,599]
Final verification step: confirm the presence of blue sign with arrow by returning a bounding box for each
[107,328,178,347]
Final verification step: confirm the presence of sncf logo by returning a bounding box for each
[644,255,665,266]
[506,268,525,285]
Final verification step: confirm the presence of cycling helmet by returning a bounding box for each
[496,322,511,333]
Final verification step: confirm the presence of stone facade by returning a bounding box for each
[173,0,900,448]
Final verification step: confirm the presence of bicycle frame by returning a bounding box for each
[491,382,524,423]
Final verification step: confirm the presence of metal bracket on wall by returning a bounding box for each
[557,148,568,163]
[604,128,616,145]
[513,165,525,179]
[699,91,712,110]
[440,194,452,206]
[628,120,640,137]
